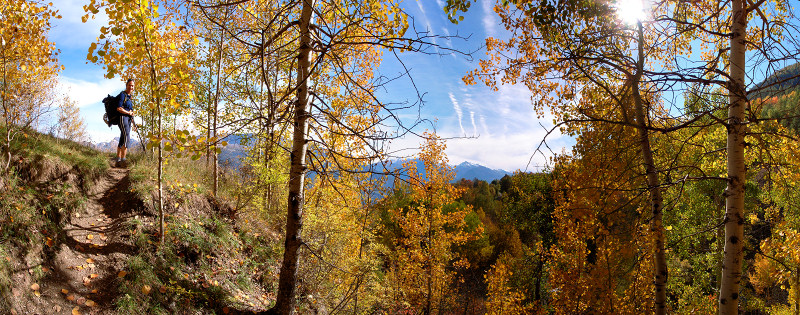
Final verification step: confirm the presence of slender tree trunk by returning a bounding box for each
[270,0,314,313]
[207,73,212,168]
[719,0,747,312]
[141,6,164,242]
[795,267,799,315]
[157,96,164,241]
[535,252,543,301]
[211,10,227,196]
[2,48,11,174]
[632,21,667,315]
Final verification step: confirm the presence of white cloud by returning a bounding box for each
[448,92,466,136]
[469,111,476,136]
[481,0,498,38]
[438,83,571,171]
[59,76,120,108]
[412,0,438,49]
[446,123,568,172]
[479,114,489,136]
[58,74,126,143]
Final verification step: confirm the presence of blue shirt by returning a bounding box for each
[117,91,133,114]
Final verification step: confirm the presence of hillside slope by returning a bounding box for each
[1,130,279,314]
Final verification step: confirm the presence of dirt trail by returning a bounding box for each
[14,166,142,314]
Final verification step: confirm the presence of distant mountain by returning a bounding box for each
[92,137,142,152]
[754,63,800,131]
[92,134,510,183]
[753,62,800,100]
[453,161,511,182]
[368,159,510,185]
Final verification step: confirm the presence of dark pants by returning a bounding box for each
[118,116,131,148]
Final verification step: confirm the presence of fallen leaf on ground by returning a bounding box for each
[30,283,40,291]
[91,289,97,294]
[86,258,95,264]
[61,289,69,294]
[86,234,94,240]
[85,300,96,307]
[159,286,166,293]
[72,306,81,315]
[34,291,41,297]
[141,285,151,295]
[90,273,98,279]
[117,270,127,278]
[41,266,49,272]
[67,294,75,301]
[46,238,54,247]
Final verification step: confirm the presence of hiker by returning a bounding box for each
[115,78,136,167]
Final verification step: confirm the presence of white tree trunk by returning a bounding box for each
[271,0,314,313]
[719,0,747,312]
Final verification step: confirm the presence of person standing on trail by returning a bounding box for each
[115,78,136,167]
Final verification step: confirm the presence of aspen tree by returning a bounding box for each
[0,0,61,174]
[84,0,197,241]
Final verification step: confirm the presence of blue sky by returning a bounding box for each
[48,0,571,172]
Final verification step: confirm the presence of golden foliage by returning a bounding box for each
[384,133,481,313]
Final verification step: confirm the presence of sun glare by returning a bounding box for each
[615,0,647,25]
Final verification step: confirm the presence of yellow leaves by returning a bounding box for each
[141,284,152,295]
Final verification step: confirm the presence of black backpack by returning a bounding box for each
[102,93,124,127]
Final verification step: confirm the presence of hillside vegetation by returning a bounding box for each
[1,128,279,314]
[757,63,800,131]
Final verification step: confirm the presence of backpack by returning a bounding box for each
[102,93,124,127]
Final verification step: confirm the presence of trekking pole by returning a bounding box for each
[131,117,147,153]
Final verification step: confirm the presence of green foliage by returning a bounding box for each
[760,88,800,132]
[128,152,240,202]
[118,209,276,313]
